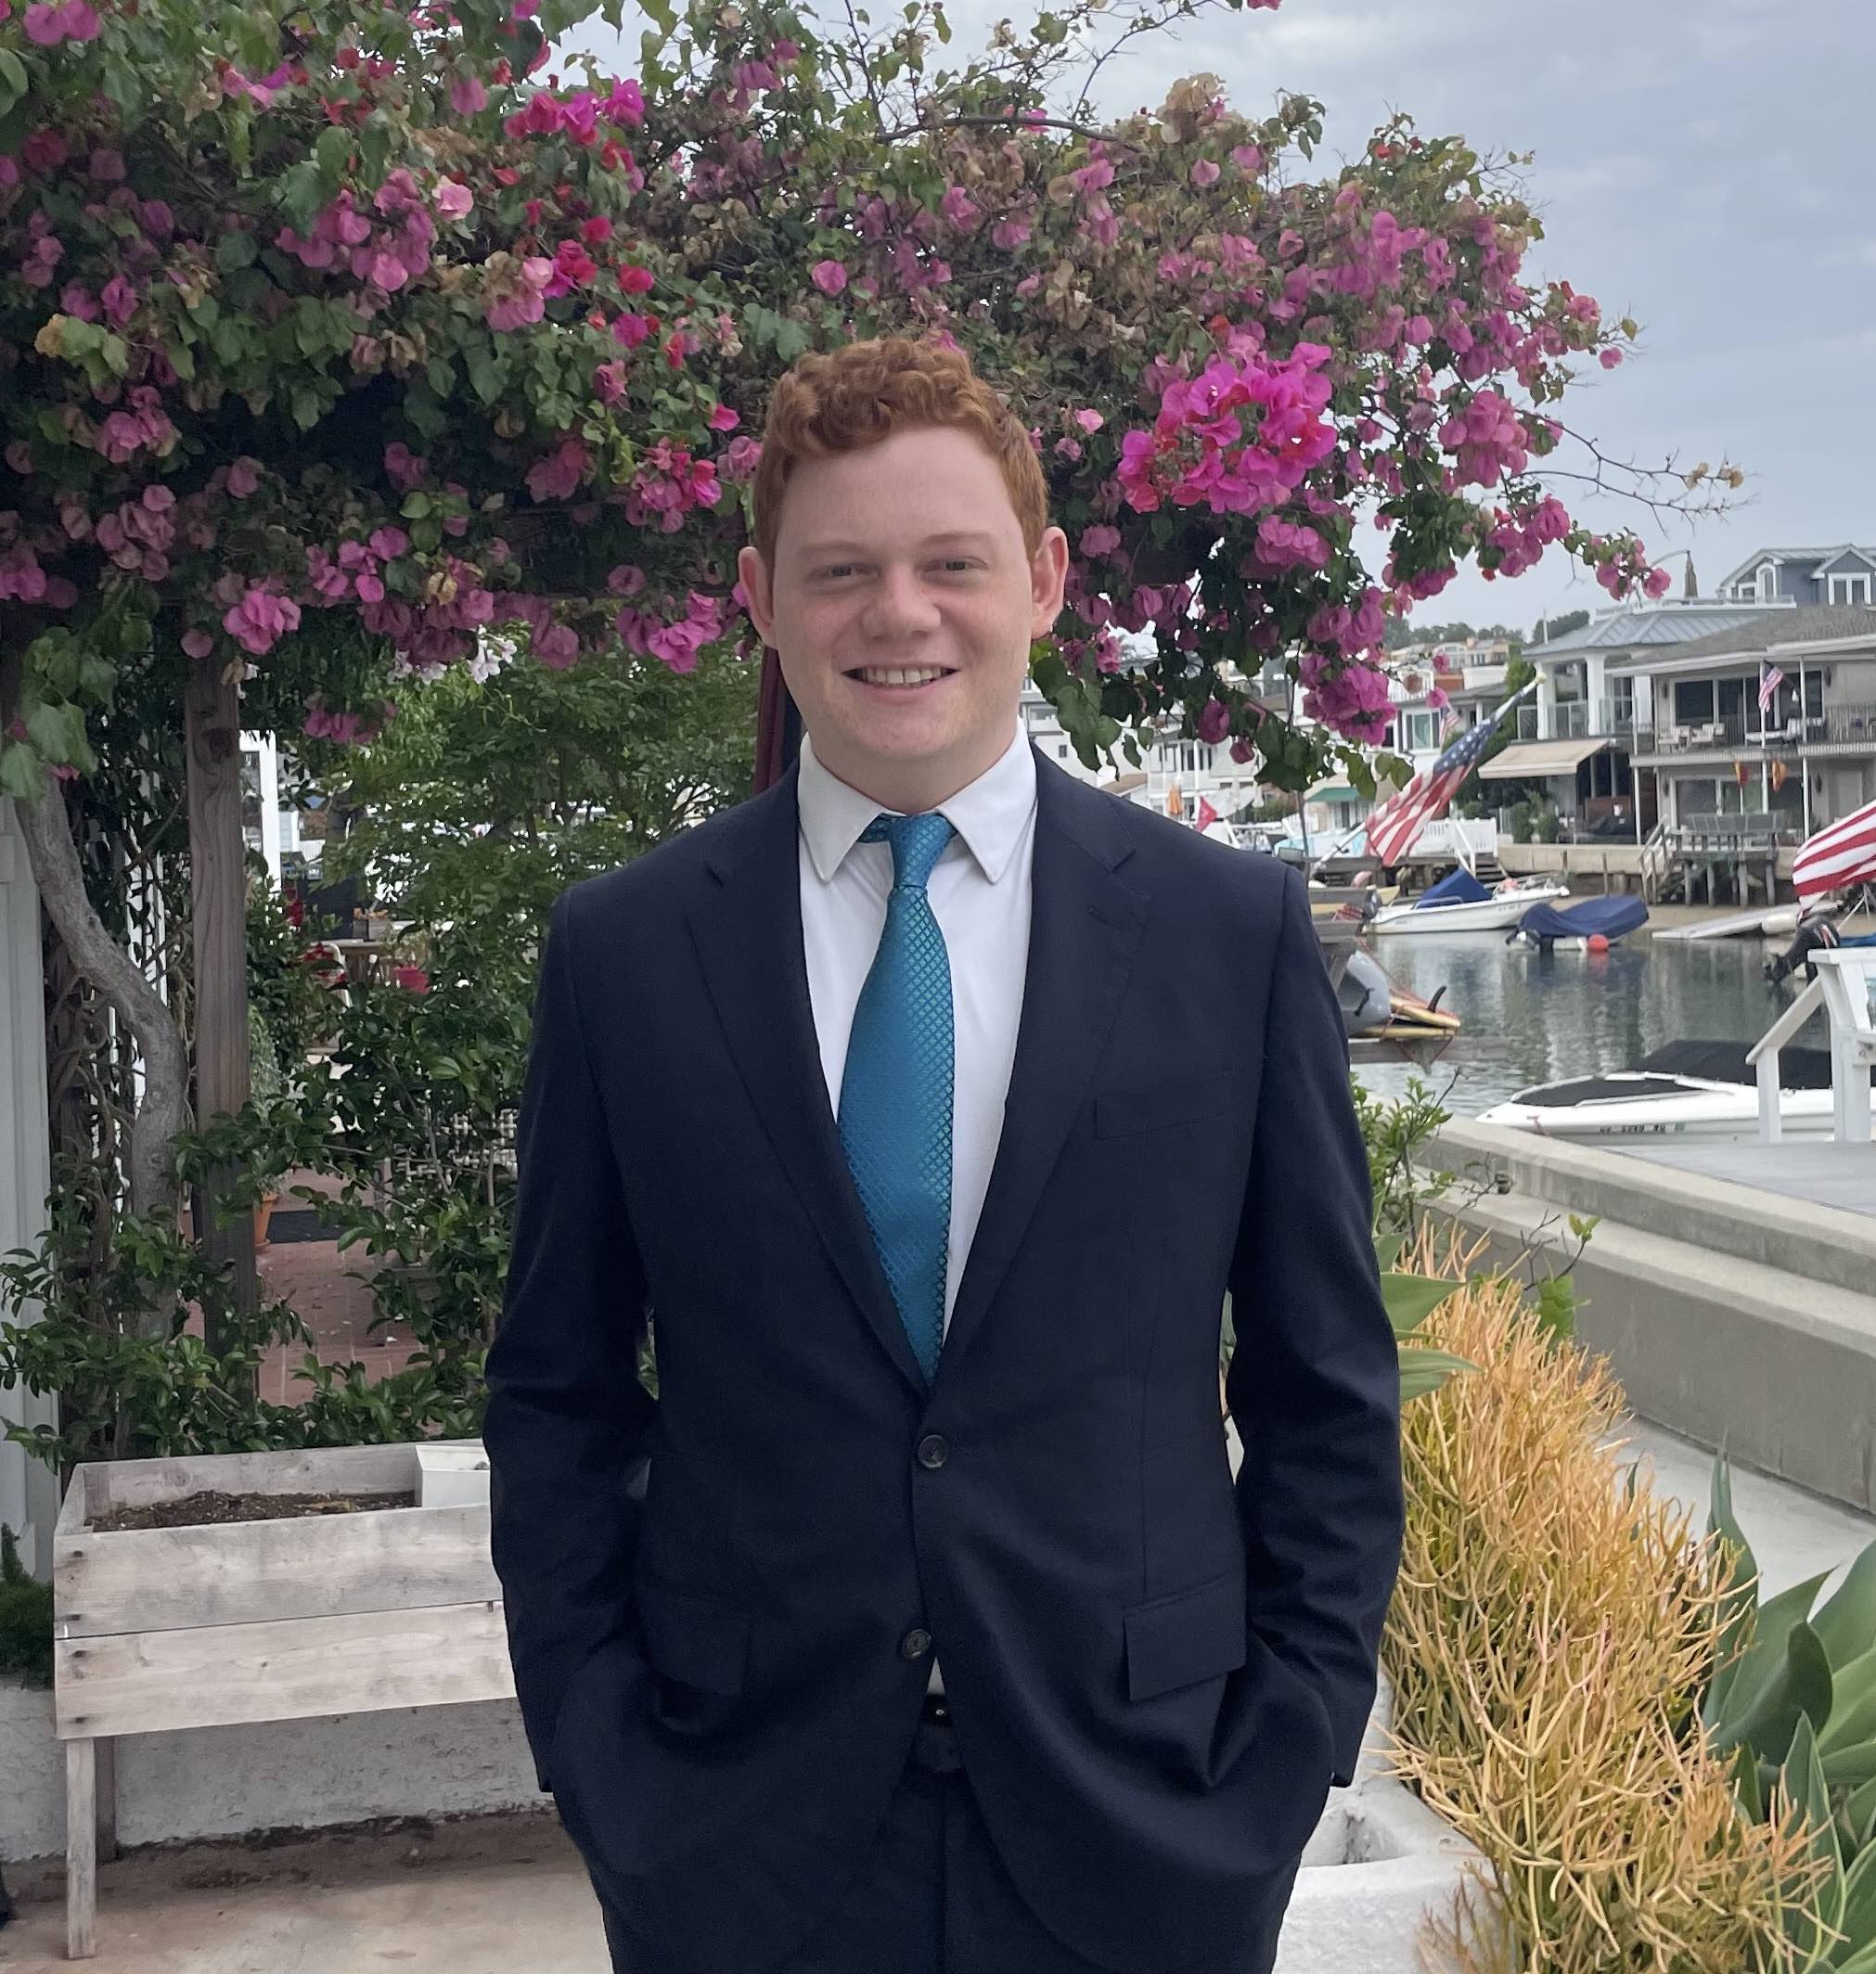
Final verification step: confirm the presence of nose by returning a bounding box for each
[861,567,942,640]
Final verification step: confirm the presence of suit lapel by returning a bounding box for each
[935,749,1150,1387]
[687,747,1151,1402]
[687,765,930,1397]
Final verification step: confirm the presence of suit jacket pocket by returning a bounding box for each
[1094,1078,1234,1139]
[1124,1570,1247,1701]
[638,1580,753,1698]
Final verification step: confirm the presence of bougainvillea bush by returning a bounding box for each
[2,0,1718,796]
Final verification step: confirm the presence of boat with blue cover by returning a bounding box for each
[1510,894,1651,949]
[1368,865,1571,935]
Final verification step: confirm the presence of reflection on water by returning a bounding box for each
[1352,929,1833,1117]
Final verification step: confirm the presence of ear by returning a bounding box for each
[738,545,775,644]
[1029,526,1070,638]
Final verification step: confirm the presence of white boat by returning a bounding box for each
[1479,1041,1836,1142]
[1370,871,1571,935]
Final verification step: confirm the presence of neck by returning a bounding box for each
[813,730,1016,814]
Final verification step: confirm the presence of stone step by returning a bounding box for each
[1433,1118,1876,1297]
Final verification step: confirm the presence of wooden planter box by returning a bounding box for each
[53,1443,508,1960]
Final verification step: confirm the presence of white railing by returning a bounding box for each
[1747,947,1876,1143]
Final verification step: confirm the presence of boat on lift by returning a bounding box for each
[1480,1040,1836,1141]
[1369,867,1572,936]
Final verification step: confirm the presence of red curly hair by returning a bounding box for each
[748,335,1051,573]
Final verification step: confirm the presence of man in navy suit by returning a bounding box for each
[482,335,1404,1974]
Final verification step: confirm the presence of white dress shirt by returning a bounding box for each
[797,718,1037,1698]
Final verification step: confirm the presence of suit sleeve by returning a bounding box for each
[1224,863,1405,1790]
[482,884,657,1794]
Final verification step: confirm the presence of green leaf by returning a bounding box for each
[1780,1711,1844,1972]
[315,123,353,190]
[289,385,324,431]
[0,742,46,803]
[1396,1345,1478,1404]
[23,700,94,771]
[467,349,506,404]
[216,229,259,272]
[1813,1538,1876,1671]
[1379,1270,1460,1339]
[0,49,29,116]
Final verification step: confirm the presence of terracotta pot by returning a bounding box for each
[254,1193,279,1250]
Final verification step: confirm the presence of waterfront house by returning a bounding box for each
[1617,605,1876,853]
[1718,544,1876,608]
[1488,596,1794,837]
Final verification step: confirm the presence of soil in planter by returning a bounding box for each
[92,1489,416,1532]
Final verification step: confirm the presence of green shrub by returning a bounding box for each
[0,1524,53,1689]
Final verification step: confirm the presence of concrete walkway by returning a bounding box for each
[0,1811,610,1973]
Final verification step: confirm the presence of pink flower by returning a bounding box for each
[100,274,137,326]
[223,583,302,657]
[182,628,213,659]
[1073,408,1105,434]
[24,0,99,42]
[593,360,627,405]
[606,563,647,596]
[533,622,580,667]
[1079,524,1121,558]
[708,403,739,432]
[368,526,408,560]
[1196,699,1231,745]
[810,260,848,296]
[227,456,263,498]
[1599,347,1623,370]
[434,180,474,221]
[526,436,588,503]
[1190,159,1220,187]
[448,74,488,115]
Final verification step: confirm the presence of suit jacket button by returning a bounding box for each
[900,1627,933,1660]
[916,1434,948,1469]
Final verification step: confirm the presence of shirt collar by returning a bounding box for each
[798,720,1036,886]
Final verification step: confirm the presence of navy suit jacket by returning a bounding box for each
[482,743,1404,1974]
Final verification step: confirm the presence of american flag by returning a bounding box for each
[1792,794,1876,899]
[1759,664,1786,714]
[1364,716,1503,866]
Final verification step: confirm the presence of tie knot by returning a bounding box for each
[864,811,954,891]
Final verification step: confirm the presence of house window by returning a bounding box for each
[1674,679,1715,725]
[1057,743,1069,759]
[1755,563,1778,602]
[1828,572,1872,606]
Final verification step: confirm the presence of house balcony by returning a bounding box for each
[1515,699,1638,744]
[1461,661,1508,695]
[1631,704,1876,765]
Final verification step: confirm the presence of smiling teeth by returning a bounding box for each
[857,668,947,686]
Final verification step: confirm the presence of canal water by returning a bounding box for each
[1352,929,1833,1117]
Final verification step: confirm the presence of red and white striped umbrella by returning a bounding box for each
[1792,794,1876,899]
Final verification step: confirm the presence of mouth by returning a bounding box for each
[842,664,958,695]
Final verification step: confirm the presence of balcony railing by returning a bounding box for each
[1515,699,1638,743]
[1633,705,1876,754]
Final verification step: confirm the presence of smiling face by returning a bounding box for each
[738,424,1069,814]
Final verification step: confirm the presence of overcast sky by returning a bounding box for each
[564,0,1870,635]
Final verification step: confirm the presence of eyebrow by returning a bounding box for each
[795,532,1001,558]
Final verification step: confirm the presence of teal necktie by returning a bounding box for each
[838,812,956,1384]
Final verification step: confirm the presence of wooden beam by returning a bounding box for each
[66,1737,96,1959]
[55,1601,516,1738]
[57,1503,498,1641]
[183,650,257,1360]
